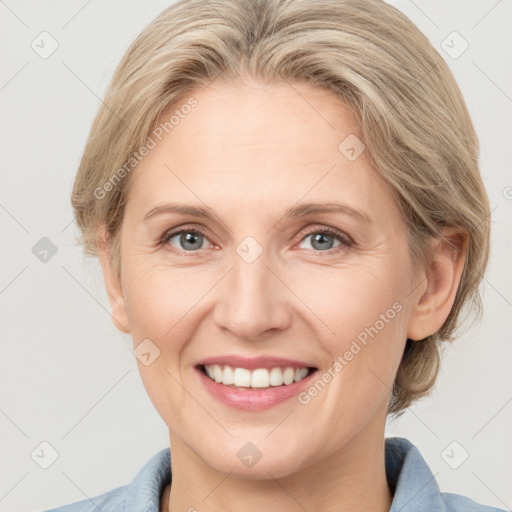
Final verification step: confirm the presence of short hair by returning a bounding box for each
[71,0,490,415]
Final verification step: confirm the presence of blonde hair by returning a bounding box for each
[72,0,490,415]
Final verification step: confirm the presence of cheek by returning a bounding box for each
[292,261,408,346]
[289,263,410,412]
[120,249,412,473]
[123,248,411,360]
[122,260,209,339]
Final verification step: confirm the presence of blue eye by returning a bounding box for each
[163,229,210,252]
[160,226,352,256]
[300,232,340,251]
[298,228,351,253]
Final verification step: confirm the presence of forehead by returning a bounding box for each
[127,79,399,225]
[164,79,362,168]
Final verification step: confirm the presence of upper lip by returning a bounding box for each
[196,355,317,370]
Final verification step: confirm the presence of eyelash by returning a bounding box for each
[159,224,353,257]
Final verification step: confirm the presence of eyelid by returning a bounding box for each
[159,224,214,248]
[159,223,353,255]
[299,225,353,247]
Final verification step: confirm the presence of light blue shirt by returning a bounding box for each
[42,437,505,512]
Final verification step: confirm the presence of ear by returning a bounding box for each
[97,226,131,334]
[407,227,468,341]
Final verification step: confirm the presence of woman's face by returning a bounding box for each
[107,79,424,478]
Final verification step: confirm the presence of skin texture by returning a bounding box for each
[97,78,466,512]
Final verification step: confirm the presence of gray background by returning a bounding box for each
[1,1,511,511]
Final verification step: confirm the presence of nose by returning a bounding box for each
[212,240,292,341]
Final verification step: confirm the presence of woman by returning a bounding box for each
[44,0,505,511]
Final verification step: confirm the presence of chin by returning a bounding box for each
[200,441,311,480]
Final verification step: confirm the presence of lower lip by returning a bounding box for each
[196,367,317,411]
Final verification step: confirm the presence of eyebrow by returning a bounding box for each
[143,202,372,225]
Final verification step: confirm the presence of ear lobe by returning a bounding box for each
[407,228,468,341]
[97,226,131,334]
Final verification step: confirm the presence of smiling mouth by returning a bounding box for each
[197,364,318,389]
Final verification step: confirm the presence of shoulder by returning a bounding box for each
[41,447,171,512]
[440,492,506,512]
[385,437,506,512]
[41,485,127,512]
[44,485,128,512]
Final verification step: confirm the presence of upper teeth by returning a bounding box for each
[204,365,310,388]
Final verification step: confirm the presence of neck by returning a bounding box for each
[164,419,393,512]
